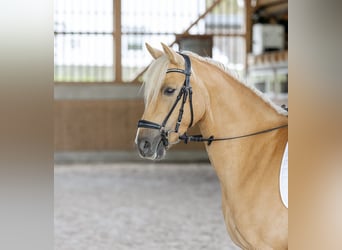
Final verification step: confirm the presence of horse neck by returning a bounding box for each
[194,61,287,141]
[193,60,288,183]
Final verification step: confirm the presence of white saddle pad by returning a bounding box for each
[279,142,288,208]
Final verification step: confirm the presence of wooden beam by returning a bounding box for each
[131,0,223,83]
[170,0,223,46]
[114,0,122,82]
[244,0,253,76]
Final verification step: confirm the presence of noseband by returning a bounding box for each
[137,53,194,147]
[137,52,288,147]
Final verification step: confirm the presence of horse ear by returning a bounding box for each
[145,43,163,59]
[161,43,183,65]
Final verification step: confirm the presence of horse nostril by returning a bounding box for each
[139,139,151,155]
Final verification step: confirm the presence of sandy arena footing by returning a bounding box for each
[54,163,239,250]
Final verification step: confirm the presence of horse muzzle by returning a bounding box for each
[136,128,167,160]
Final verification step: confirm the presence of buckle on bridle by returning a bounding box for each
[160,128,181,147]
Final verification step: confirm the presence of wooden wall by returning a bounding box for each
[54,99,144,151]
[54,85,204,152]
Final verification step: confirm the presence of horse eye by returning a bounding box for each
[163,87,176,96]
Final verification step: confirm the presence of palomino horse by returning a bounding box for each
[135,43,288,249]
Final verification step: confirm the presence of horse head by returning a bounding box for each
[135,43,207,160]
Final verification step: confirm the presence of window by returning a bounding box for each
[54,0,246,83]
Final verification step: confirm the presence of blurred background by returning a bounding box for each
[54,0,288,163]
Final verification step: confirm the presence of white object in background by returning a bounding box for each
[253,23,285,55]
[280,142,288,208]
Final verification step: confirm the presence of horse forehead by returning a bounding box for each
[164,72,183,82]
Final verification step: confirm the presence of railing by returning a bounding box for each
[54,0,246,83]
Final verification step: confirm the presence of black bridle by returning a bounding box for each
[137,52,288,147]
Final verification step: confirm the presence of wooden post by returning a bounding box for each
[114,0,122,82]
[244,0,253,77]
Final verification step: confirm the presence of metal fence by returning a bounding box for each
[54,0,246,83]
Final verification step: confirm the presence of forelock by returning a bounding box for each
[142,55,169,106]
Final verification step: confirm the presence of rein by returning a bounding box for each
[137,52,288,147]
[179,124,288,146]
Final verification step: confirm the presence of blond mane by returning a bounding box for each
[142,51,287,116]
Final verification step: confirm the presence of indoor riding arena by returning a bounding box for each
[54,0,288,249]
